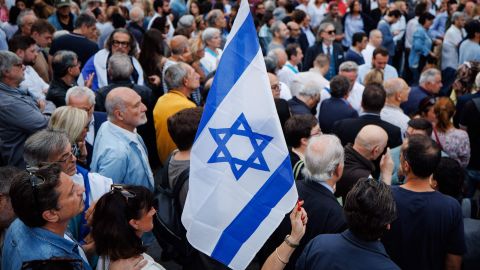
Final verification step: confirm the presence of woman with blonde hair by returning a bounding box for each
[363,68,384,86]
[432,97,471,168]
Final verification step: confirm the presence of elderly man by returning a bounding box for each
[91,87,154,190]
[357,47,399,85]
[2,164,90,270]
[287,79,321,116]
[297,178,399,270]
[162,35,193,94]
[48,0,77,31]
[153,63,198,163]
[0,51,49,167]
[268,21,289,52]
[14,9,37,37]
[340,61,365,113]
[47,50,81,107]
[381,78,410,137]
[66,86,107,168]
[49,13,99,70]
[382,135,465,270]
[264,135,347,270]
[362,30,383,65]
[303,22,344,79]
[335,125,392,201]
[401,68,442,116]
[79,29,144,91]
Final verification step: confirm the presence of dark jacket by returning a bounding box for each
[126,21,145,44]
[285,32,309,56]
[288,96,315,116]
[400,86,433,116]
[275,98,290,130]
[332,113,403,149]
[303,41,344,72]
[46,78,76,107]
[319,97,358,134]
[335,144,375,200]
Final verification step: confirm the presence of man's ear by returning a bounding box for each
[42,209,60,223]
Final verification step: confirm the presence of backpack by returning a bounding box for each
[152,154,194,263]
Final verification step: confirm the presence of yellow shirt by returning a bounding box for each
[153,90,196,163]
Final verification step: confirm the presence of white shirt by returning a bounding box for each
[405,17,419,49]
[347,82,365,114]
[200,48,223,75]
[381,104,410,137]
[307,1,328,29]
[441,25,466,70]
[391,15,406,44]
[277,61,299,88]
[72,171,112,203]
[97,253,166,270]
[64,234,89,263]
[362,43,375,65]
[357,63,399,85]
[20,65,49,101]
[86,115,95,146]
[279,81,292,100]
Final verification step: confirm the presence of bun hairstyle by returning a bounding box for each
[433,97,455,132]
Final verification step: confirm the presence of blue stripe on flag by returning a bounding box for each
[210,156,294,265]
[195,12,260,140]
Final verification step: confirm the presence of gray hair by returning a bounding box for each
[419,68,441,85]
[24,129,71,167]
[339,61,359,72]
[52,50,78,78]
[201,27,221,44]
[303,135,344,181]
[369,29,382,39]
[17,9,35,27]
[0,51,22,80]
[383,78,407,97]
[178,14,195,28]
[270,20,285,35]
[317,22,334,39]
[108,53,133,80]
[105,89,127,118]
[291,79,321,98]
[129,6,145,23]
[264,0,276,12]
[65,86,96,106]
[451,11,464,23]
[164,63,189,90]
[206,9,223,27]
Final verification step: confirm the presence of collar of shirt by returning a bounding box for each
[85,115,95,145]
[107,121,139,143]
[360,112,381,117]
[322,43,332,54]
[320,181,334,193]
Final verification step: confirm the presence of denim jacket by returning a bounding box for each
[90,121,154,190]
[1,219,92,270]
[409,26,432,69]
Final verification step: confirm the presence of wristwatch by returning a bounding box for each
[284,234,299,248]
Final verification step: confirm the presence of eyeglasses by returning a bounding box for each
[112,40,130,48]
[26,166,46,210]
[56,150,76,164]
[325,30,336,35]
[271,84,280,91]
[111,184,136,202]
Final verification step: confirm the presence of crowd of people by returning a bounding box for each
[0,0,479,269]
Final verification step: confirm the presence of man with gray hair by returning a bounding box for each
[287,79,321,116]
[15,9,37,37]
[47,50,81,107]
[340,61,364,113]
[162,35,193,94]
[268,21,289,53]
[127,5,146,44]
[381,78,410,136]
[265,134,347,270]
[0,51,49,168]
[153,63,198,163]
[91,87,154,190]
[401,68,442,116]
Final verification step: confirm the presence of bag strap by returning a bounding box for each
[433,128,444,151]
[292,160,304,180]
[160,153,174,189]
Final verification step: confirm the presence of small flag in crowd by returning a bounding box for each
[181,0,298,269]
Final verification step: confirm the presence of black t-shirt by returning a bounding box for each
[58,12,75,32]
[459,98,480,170]
[382,186,466,270]
[49,33,99,70]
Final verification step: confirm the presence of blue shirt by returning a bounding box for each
[2,219,92,270]
[357,63,398,85]
[91,121,154,191]
[459,39,480,65]
[428,12,448,39]
[345,48,365,65]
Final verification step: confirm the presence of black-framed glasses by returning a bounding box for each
[26,166,46,209]
[111,184,136,202]
[56,150,75,164]
[112,40,130,48]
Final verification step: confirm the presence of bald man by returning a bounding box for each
[161,35,193,93]
[381,78,410,137]
[90,87,155,190]
[335,125,393,201]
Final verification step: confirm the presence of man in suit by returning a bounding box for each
[318,75,358,133]
[303,22,344,79]
[262,134,347,270]
[332,83,403,149]
[66,86,107,169]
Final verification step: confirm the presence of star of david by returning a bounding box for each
[208,113,273,180]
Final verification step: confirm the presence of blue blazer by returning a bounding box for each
[319,98,358,134]
[409,26,432,69]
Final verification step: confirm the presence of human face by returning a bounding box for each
[68,94,94,122]
[51,144,77,176]
[111,32,131,54]
[132,207,156,234]
[339,70,357,83]
[54,172,85,222]
[371,32,383,47]
[268,74,280,98]
[288,23,301,38]
[57,6,71,17]
[399,85,411,103]
[32,32,53,48]
[5,62,25,86]
[455,16,466,28]
[321,25,336,43]
[162,0,171,14]
[215,12,227,28]
[425,74,443,94]
[189,2,199,16]
[21,14,36,35]
[184,65,201,91]
[122,92,148,129]
[22,44,38,66]
[68,58,82,78]
[372,54,389,70]
[378,0,388,8]
[279,23,290,39]
[423,19,433,29]
[353,1,362,13]
[360,36,368,50]
[82,24,98,41]
[207,32,221,49]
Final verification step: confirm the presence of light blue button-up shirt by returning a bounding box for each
[91,121,154,191]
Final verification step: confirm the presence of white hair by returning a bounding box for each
[65,86,96,106]
[303,135,344,182]
[290,79,320,98]
[419,68,440,85]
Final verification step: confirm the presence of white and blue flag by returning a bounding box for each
[181,1,298,269]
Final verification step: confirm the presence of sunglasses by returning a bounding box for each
[325,30,335,35]
[111,184,136,202]
[26,166,47,209]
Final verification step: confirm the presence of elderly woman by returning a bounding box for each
[200,27,223,75]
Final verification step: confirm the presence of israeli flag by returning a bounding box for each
[181,1,298,269]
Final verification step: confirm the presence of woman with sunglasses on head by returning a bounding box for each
[92,185,164,270]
